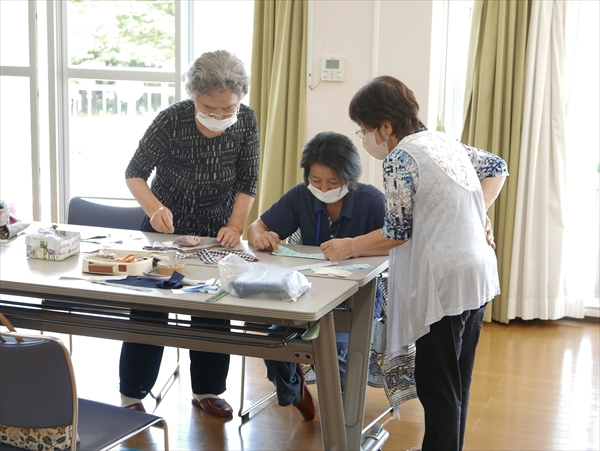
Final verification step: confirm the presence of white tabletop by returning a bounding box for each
[0,244,358,323]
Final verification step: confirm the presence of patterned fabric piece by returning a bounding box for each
[175,249,258,264]
[173,235,203,246]
[0,424,79,451]
[367,277,418,406]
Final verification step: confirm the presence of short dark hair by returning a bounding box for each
[301,131,362,191]
[348,76,424,138]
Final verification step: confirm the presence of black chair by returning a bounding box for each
[67,196,145,230]
[0,331,169,451]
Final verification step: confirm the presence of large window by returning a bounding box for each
[0,0,253,223]
[0,1,37,221]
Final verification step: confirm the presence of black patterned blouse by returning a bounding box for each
[125,100,260,236]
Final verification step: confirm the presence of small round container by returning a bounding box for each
[156,259,186,275]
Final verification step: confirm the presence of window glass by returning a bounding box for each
[68,79,175,198]
[442,0,473,140]
[68,0,175,70]
[192,0,254,104]
[0,0,29,67]
[0,77,32,221]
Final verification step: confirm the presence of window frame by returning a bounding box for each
[0,0,41,219]
[47,0,189,223]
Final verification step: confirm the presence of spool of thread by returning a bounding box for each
[156,259,186,275]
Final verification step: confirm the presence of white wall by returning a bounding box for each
[306,0,444,190]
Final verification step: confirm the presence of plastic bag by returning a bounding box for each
[218,254,311,302]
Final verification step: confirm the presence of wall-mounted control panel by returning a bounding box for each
[321,56,344,82]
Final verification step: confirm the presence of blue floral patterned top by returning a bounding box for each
[382,127,509,241]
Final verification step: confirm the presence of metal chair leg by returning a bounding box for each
[149,348,180,405]
[238,355,276,420]
[360,405,397,451]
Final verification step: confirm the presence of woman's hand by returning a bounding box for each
[217,225,242,248]
[320,238,354,261]
[251,231,280,252]
[485,215,496,250]
[150,206,175,234]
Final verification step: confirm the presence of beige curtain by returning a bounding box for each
[508,0,587,320]
[246,0,308,231]
[462,0,531,323]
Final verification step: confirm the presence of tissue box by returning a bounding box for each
[26,229,80,261]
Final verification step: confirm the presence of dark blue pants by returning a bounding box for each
[119,310,230,398]
[415,304,487,451]
[264,330,348,406]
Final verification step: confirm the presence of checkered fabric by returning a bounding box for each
[175,249,258,265]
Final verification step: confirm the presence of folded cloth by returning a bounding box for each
[230,271,309,301]
[218,254,311,302]
[0,222,30,239]
[155,271,185,289]
[105,271,185,289]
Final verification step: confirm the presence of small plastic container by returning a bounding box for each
[156,259,186,275]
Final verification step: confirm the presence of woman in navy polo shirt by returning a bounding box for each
[248,131,400,421]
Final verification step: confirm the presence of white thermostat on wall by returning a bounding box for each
[321,56,345,82]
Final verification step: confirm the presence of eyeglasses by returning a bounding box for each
[355,127,377,139]
[197,109,238,120]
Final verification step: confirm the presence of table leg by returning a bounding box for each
[344,279,377,450]
[313,311,347,451]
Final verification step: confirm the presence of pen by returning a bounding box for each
[206,290,228,303]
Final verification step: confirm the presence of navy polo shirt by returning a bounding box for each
[260,182,385,246]
[260,182,386,317]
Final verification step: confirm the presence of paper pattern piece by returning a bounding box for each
[272,246,326,260]
[335,263,374,270]
[313,268,352,277]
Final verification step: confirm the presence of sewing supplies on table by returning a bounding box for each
[205,290,228,303]
[82,252,153,276]
[156,259,186,275]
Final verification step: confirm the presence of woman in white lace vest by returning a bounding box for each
[322,76,508,451]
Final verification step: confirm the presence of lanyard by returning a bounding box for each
[316,210,342,246]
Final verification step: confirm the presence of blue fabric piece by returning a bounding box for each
[105,276,157,288]
[155,271,185,289]
[104,271,185,289]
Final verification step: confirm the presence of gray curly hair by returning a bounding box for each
[183,50,249,99]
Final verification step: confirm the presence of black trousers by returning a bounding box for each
[415,304,487,451]
[119,310,230,398]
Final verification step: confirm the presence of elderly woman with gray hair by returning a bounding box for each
[119,50,259,417]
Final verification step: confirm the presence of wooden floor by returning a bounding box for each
[49,317,600,450]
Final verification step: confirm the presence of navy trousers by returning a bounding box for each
[415,304,487,451]
[264,330,349,406]
[119,309,230,398]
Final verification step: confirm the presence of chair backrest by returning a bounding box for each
[67,196,145,230]
[0,332,78,434]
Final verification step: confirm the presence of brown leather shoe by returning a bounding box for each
[293,363,316,421]
[124,402,146,413]
[192,397,233,418]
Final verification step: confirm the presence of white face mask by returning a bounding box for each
[361,128,390,160]
[307,183,349,204]
[196,111,238,132]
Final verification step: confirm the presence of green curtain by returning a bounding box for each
[246,0,308,232]
[462,0,531,323]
